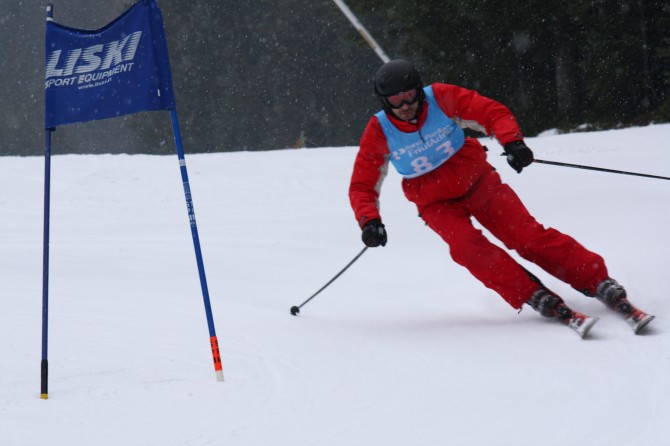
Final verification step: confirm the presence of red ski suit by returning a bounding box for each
[349,83,609,309]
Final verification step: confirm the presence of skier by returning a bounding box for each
[348,59,654,337]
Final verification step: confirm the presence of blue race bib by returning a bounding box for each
[376,86,464,178]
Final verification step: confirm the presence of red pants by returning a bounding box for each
[407,168,608,309]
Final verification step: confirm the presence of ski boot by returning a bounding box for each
[594,279,655,334]
[527,288,598,338]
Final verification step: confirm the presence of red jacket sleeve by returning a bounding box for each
[431,83,523,146]
[349,116,389,228]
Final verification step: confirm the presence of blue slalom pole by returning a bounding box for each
[169,109,223,381]
[41,128,53,400]
[41,3,54,401]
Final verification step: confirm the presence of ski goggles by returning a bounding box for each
[384,89,419,109]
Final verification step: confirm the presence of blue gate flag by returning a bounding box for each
[44,0,175,128]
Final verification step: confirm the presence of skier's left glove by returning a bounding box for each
[361,219,387,247]
[504,140,534,173]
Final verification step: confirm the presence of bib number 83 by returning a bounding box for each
[410,156,434,174]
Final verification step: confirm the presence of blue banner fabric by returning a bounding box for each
[44,0,175,128]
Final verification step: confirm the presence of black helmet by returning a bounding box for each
[374,59,425,111]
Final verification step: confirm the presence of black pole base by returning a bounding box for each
[41,359,48,400]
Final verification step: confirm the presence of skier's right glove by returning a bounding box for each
[361,219,387,247]
[504,140,534,173]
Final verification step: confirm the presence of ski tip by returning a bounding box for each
[633,314,655,334]
[575,316,599,339]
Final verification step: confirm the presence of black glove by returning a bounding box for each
[361,219,387,247]
[504,140,534,173]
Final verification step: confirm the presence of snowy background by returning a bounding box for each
[1,124,669,445]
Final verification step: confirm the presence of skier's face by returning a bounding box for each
[391,99,419,121]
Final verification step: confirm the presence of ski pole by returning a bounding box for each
[290,247,368,316]
[533,158,670,181]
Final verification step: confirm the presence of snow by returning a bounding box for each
[1,124,669,445]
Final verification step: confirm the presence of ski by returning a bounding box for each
[621,308,655,334]
[604,298,655,334]
[565,312,599,339]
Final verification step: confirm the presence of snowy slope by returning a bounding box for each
[1,124,669,446]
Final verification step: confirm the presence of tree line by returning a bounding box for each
[1,1,667,156]
[350,0,670,135]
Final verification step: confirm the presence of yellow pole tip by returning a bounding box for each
[40,394,49,400]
